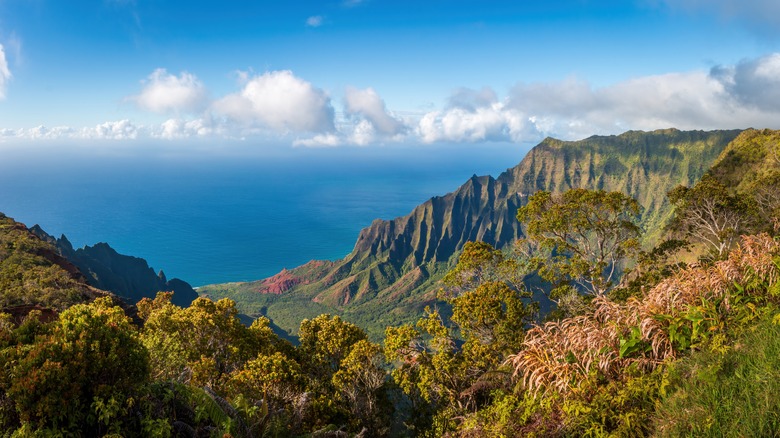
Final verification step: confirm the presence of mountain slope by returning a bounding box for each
[30,227,198,308]
[0,213,131,318]
[200,129,742,338]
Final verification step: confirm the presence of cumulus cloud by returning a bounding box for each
[710,53,780,112]
[293,133,342,147]
[306,16,324,27]
[214,70,335,133]
[132,69,207,114]
[446,87,498,111]
[344,87,405,136]
[80,120,141,140]
[0,44,12,99]
[505,58,780,139]
[155,117,216,139]
[417,102,531,143]
[416,53,780,144]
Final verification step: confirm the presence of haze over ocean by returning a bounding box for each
[0,143,527,286]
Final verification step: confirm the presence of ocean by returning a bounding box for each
[0,142,529,286]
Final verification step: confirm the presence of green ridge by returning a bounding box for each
[199,129,742,339]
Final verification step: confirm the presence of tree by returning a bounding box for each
[517,188,642,297]
[7,297,149,434]
[332,340,389,431]
[668,174,756,260]
[139,294,276,390]
[297,314,367,384]
[440,241,523,299]
[385,241,537,435]
[229,351,304,415]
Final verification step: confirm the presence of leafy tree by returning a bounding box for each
[332,339,390,432]
[6,297,149,434]
[228,351,304,420]
[441,241,523,298]
[750,172,780,233]
[139,294,279,391]
[297,314,367,385]
[385,294,535,435]
[668,174,756,260]
[517,188,642,298]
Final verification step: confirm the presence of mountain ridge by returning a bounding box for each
[30,226,198,308]
[199,128,743,338]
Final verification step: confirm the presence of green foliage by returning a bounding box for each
[517,189,641,298]
[559,367,663,437]
[5,297,149,434]
[332,339,391,433]
[229,351,304,414]
[0,214,92,310]
[298,314,367,385]
[139,293,280,390]
[441,241,524,298]
[655,310,780,437]
[612,238,690,301]
[385,242,537,435]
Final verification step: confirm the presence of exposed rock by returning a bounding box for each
[30,227,198,307]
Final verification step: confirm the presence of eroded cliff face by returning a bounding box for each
[30,227,198,307]
[201,129,742,338]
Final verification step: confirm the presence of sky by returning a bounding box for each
[0,0,779,149]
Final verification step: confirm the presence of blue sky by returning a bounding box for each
[0,0,779,148]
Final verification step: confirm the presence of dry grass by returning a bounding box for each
[508,234,780,397]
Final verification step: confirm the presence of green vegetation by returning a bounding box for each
[0,213,98,310]
[200,129,741,340]
[1,128,779,436]
[517,189,641,308]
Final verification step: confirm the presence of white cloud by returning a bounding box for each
[416,53,780,144]
[81,120,141,140]
[25,125,74,140]
[156,117,215,139]
[0,44,12,99]
[417,91,533,143]
[344,86,405,136]
[446,87,498,111]
[132,69,207,114]
[214,70,335,133]
[504,61,780,140]
[306,16,324,27]
[293,133,342,147]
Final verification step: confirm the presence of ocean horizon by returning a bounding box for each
[0,142,529,286]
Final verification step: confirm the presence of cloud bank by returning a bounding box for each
[5,53,780,146]
[415,52,780,143]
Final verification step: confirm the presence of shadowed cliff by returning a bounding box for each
[30,227,198,308]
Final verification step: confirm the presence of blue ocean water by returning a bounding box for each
[0,143,528,286]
